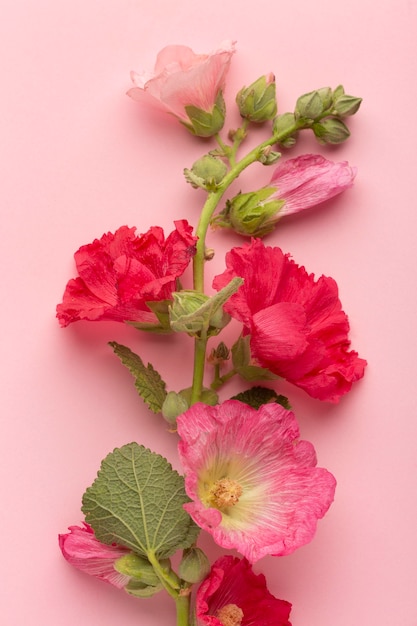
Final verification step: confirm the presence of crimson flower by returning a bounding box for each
[177,400,336,563]
[196,555,292,626]
[59,523,131,588]
[56,220,196,327]
[127,42,235,137]
[213,239,366,402]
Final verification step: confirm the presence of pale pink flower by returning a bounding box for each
[270,153,356,217]
[177,400,336,563]
[59,523,131,588]
[127,41,236,136]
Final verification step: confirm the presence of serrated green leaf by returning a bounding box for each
[109,342,167,413]
[231,386,291,410]
[82,443,200,560]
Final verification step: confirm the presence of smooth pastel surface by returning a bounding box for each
[1,1,416,625]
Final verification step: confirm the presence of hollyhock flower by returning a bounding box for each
[127,41,236,137]
[177,400,336,563]
[56,220,196,327]
[59,523,131,588]
[270,153,356,216]
[213,154,356,237]
[213,239,366,402]
[196,555,292,626]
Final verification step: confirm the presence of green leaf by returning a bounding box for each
[236,364,279,382]
[231,386,291,410]
[232,335,278,382]
[109,342,167,413]
[82,443,200,560]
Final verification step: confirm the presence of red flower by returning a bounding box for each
[57,220,197,327]
[196,555,292,626]
[213,239,366,402]
[59,523,131,588]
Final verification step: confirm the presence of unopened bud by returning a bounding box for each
[213,187,284,237]
[295,90,324,121]
[312,117,351,144]
[236,74,277,123]
[161,391,189,425]
[184,154,228,190]
[178,547,210,583]
[333,94,362,116]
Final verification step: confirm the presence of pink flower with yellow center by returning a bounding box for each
[196,555,292,626]
[59,523,131,588]
[127,42,236,136]
[177,400,336,563]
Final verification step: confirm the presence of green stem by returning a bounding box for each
[176,592,191,626]
[147,551,180,600]
[211,367,238,391]
[190,331,208,405]
[190,122,299,403]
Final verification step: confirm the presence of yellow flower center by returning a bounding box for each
[216,603,244,626]
[207,477,243,509]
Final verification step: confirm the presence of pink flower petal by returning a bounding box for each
[177,401,336,563]
[213,239,366,402]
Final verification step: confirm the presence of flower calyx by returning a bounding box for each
[184,154,228,191]
[236,73,277,123]
[212,187,285,238]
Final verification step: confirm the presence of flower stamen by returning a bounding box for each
[216,603,244,626]
[207,477,243,509]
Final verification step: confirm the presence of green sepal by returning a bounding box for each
[231,335,278,381]
[236,364,279,382]
[82,443,200,560]
[183,93,226,138]
[179,386,218,406]
[231,386,291,410]
[169,277,243,337]
[124,579,164,598]
[109,342,167,413]
[114,553,168,587]
[128,300,173,334]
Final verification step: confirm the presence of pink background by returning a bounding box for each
[2,0,417,624]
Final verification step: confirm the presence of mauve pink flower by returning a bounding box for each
[56,220,196,327]
[59,523,131,588]
[196,555,292,626]
[177,400,336,563]
[213,239,366,402]
[127,41,235,136]
[270,153,356,217]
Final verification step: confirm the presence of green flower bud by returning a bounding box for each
[236,74,277,123]
[184,154,228,190]
[161,391,189,425]
[316,86,333,110]
[169,290,210,335]
[214,187,285,237]
[273,112,297,135]
[295,90,324,121]
[312,117,351,144]
[178,547,211,584]
[333,94,362,116]
[183,92,226,137]
[115,553,164,587]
